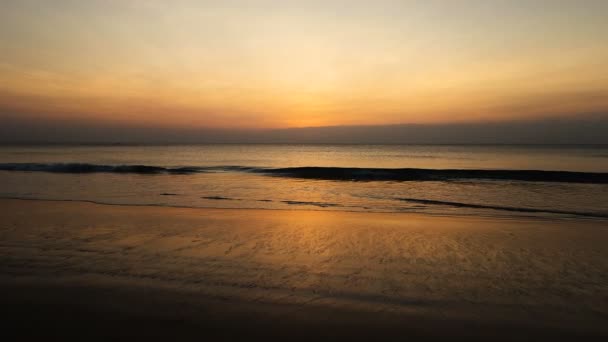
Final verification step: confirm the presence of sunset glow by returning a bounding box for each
[1,0,607,129]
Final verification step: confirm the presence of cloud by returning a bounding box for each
[1,112,607,144]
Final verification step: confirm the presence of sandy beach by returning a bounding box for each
[1,198,607,340]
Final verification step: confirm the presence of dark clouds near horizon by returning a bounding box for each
[1,114,607,145]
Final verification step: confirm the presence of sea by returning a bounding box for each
[1,144,607,220]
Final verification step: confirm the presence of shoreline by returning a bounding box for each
[2,195,606,222]
[1,198,607,340]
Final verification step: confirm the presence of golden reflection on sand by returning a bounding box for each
[2,198,607,326]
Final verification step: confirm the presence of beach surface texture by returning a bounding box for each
[1,198,607,340]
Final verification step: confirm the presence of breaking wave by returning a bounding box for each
[1,163,608,184]
[0,163,204,174]
[262,167,608,184]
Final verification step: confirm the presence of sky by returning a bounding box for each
[1,0,607,142]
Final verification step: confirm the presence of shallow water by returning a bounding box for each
[1,144,607,219]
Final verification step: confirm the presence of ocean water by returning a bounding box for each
[1,144,608,220]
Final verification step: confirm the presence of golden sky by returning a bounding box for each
[1,0,607,129]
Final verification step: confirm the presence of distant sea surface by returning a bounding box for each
[1,144,608,220]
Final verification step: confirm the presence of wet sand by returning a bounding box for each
[1,198,607,340]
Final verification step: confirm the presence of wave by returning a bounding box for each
[1,163,608,184]
[202,196,237,201]
[0,163,205,174]
[397,198,608,218]
[281,200,340,208]
[263,167,608,184]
